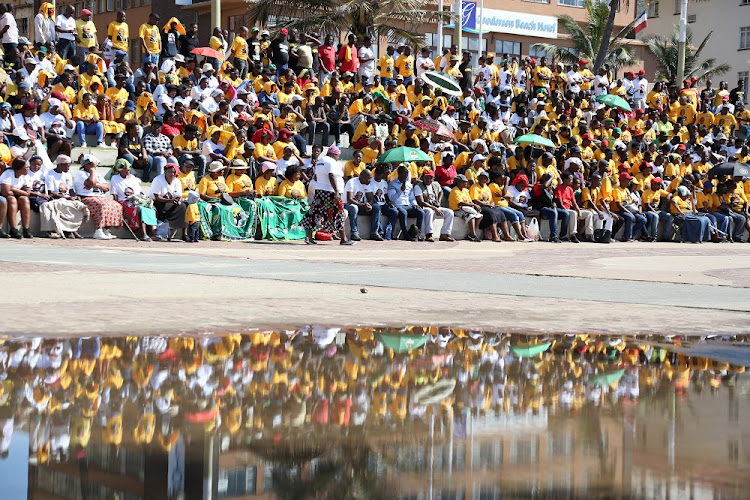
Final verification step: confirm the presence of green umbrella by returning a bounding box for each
[375,332,429,353]
[421,70,462,97]
[513,134,556,148]
[590,369,626,387]
[376,146,434,164]
[510,341,552,358]
[595,94,632,112]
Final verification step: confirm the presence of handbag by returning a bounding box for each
[526,217,540,240]
[593,229,612,243]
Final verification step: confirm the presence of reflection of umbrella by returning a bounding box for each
[510,341,552,358]
[191,47,226,61]
[376,146,434,164]
[706,161,750,178]
[513,134,555,148]
[421,70,462,97]
[413,378,457,405]
[590,369,626,387]
[375,332,429,353]
[595,94,632,112]
[414,118,455,138]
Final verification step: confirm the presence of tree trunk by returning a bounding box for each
[593,0,620,73]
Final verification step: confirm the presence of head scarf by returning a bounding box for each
[163,17,186,35]
[39,2,54,17]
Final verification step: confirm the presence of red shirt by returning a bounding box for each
[318,44,336,72]
[435,164,457,187]
[554,184,575,209]
[338,44,359,73]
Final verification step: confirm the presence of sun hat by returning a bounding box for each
[261,161,276,172]
[230,159,248,168]
[208,161,225,172]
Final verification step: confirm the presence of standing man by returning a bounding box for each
[269,28,290,81]
[357,35,375,83]
[633,69,648,111]
[178,23,199,60]
[395,45,414,87]
[338,33,359,78]
[0,4,18,57]
[230,27,249,79]
[161,18,181,61]
[291,32,317,77]
[34,3,55,47]
[317,34,336,86]
[139,13,161,65]
[75,9,97,61]
[107,11,129,62]
[415,47,435,78]
[55,5,77,60]
[247,27,261,70]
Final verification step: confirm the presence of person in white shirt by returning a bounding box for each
[0,157,32,238]
[301,145,352,245]
[439,105,458,132]
[110,159,153,240]
[18,58,41,88]
[415,46,435,78]
[357,35,376,81]
[474,56,493,91]
[54,5,77,60]
[149,163,187,240]
[74,154,123,239]
[566,65,582,95]
[343,168,378,241]
[594,67,610,97]
[0,4,19,49]
[633,69,648,110]
[34,4,55,45]
[414,169,454,242]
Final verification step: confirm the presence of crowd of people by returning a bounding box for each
[0,7,748,243]
[0,328,744,465]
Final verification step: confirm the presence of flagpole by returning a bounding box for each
[437,0,444,56]
[676,0,688,84]
[457,0,462,57]
[478,0,484,57]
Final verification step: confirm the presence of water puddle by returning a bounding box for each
[1,328,749,499]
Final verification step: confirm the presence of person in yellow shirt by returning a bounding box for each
[278,164,307,200]
[378,45,395,79]
[448,175,483,241]
[394,46,415,85]
[713,107,737,136]
[444,55,462,79]
[344,150,366,180]
[230,27,250,79]
[139,13,162,64]
[226,160,256,198]
[641,177,672,241]
[532,57,552,94]
[255,162,278,196]
[73,92,106,147]
[107,10,129,53]
[198,161,229,201]
[75,9,97,60]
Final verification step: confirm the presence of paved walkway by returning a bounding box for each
[2,239,750,336]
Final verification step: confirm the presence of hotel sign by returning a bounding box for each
[462,5,558,39]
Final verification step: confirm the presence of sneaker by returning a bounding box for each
[96,143,107,148]
[0,229,10,238]
[104,229,117,239]
[93,229,109,240]
[549,236,562,243]
[350,232,361,241]
[22,228,34,239]
[305,236,317,245]
[140,235,152,242]
[340,240,355,245]
[152,235,167,242]
[9,228,22,239]
[371,233,384,241]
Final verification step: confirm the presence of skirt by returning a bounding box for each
[82,196,123,228]
[301,190,345,234]
[120,199,141,231]
[478,207,506,230]
[154,201,187,229]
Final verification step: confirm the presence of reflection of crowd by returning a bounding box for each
[0,329,746,464]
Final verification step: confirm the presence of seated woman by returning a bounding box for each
[226,159,256,199]
[278,165,307,200]
[96,94,126,139]
[73,154,123,240]
[671,185,710,243]
[0,157,32,238]
[149,163,187,241]
[197,161,253,240]
[448,174,483,242]
[39,155,88,239]
[469,170,515,242]
[110,159,153,241]
[488,170,532,241]
[255,162,278,197]
[118,122,152,179]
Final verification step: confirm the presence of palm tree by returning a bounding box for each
[644,27,730,84]
[248,0,453,46]
[532,0,637,72]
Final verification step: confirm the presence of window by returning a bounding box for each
[525,0,550,3]
[558,0,585,6]
[130,39,141,66]
[495,40,521,61]
[741,26,750,50]
[18,18,27,36]
[142,0,151,5]
[674,0,681,14]
[529,45,552,59]
[461,36,487,65]
[107,0,114,12]
[739,72,749,103]
[648,0,659,17]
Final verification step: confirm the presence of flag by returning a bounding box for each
[634,10,648,34]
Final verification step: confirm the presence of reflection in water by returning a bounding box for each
[0,328,748,499]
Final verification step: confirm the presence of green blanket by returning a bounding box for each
[197,199,258,241]
[256,196,308,241]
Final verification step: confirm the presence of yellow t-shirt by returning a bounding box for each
[108,21,129,51]
[172,134,198,153]
[642,188,668,208]
[105,86,129,109]
[255,176,278,196]
[488,183,509,207]
[448,187,472,211]
[378,55,394,78]
[76,20,97,48]
[73,104,100,121]
[344,160,366,179]
[230,36,248,61]
[177,171,196,198]
[278,179,307,199]
[139,23,161,55]
[226,173,254,194]
[395,54,414,78]
[469,184,492,203]
[198,175,228,197]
